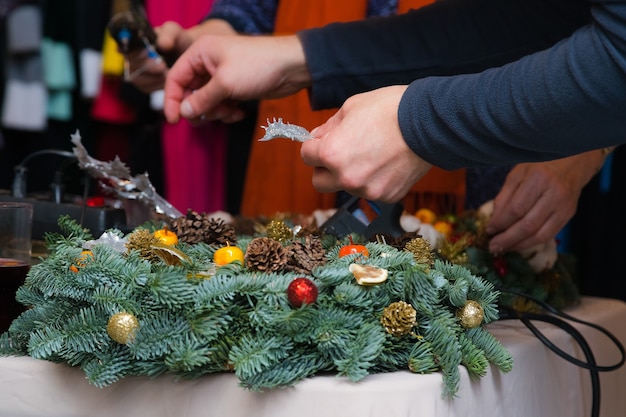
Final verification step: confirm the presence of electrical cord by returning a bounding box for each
[496,287,625,417]
[12,149,77,199]
[11,148,92,228]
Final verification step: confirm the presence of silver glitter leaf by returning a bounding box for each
[258,118,313,142]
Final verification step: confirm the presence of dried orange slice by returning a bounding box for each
[150,243,190,265]
[349,263,388,286]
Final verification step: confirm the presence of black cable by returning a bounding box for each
[17,149,75,166]
[499,288,625,371]
[501,305,601,417]
[496,288,626,417]
[12,149,77,199]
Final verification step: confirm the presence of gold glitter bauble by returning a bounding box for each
[380,301,417,337]
[107,312,140,344]
[456,300,484,329]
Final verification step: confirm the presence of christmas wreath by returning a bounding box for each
[0,210,530,398]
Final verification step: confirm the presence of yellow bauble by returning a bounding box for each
[214,244,244,266]
[153,228,178,246]
[457,300,484,329]
[107,312,140,344]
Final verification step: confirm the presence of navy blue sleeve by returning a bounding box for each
[298,0,590,109]
[299,0,626,168]
[207,0,279,34]
[398,0,626,168]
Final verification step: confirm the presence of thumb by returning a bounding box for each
[179,79,231,120]
[310,109,342,138]
[155,22,182,52]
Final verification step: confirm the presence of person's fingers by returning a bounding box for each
[310,166,340,193]
[301,114,340,166]
[300,135,324,168]
[487,175,539,235]
[154,22,182,52]
[489,208,565,252]
[488,199,553,252]
[179,78,233,120]
[488,179,577,253]
[163,49,213,122]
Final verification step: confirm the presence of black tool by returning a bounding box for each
[320,196,405,239]
[107,1,157,56]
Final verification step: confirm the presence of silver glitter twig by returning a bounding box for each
[70,130,183,219]
[258,118,313,142]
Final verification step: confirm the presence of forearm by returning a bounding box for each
[189,19,238,38]
[399,0,626,170]
[299,0,589,109]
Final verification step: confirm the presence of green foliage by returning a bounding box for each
[0,218,514,398]
[465,248,579,311]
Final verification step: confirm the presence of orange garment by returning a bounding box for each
[241,0,465,217]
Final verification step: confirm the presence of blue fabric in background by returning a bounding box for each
[599,153,613,194]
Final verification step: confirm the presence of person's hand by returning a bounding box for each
[126,20,237,94]
[164,34,311,124]
[124,21,189,93]
[300,85,433,203]
[486,149,607,253]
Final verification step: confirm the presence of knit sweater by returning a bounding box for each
[299,0,624,169]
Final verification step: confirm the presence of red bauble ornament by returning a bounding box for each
[287,277,318,307]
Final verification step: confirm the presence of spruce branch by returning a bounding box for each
[164,336,213,373]
[238,353,327,391]
[422,310,463,397]
[458,333,489,379]
[465,328,514,373]
[83,345,133,388]
[230,334,294,381]
[407,339,438,374]
[334,322,386,381]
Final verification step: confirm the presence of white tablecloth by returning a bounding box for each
[1,296,625,417]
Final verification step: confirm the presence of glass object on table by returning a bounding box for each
[0,202,33,332]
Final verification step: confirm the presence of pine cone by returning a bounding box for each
[125,228,160,262]
[295,224,323,238]
[380,301,417,337]
[205,217,237,246]
[245,237,288,272]
[169,210,237,245]
[405,237,435,267]
[385,231,424,250]
[285,236,327,274]
[231,215,261,236]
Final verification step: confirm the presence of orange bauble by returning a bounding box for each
[153,228,178,246]
[338,235,369,258]
[214,244,244,266]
